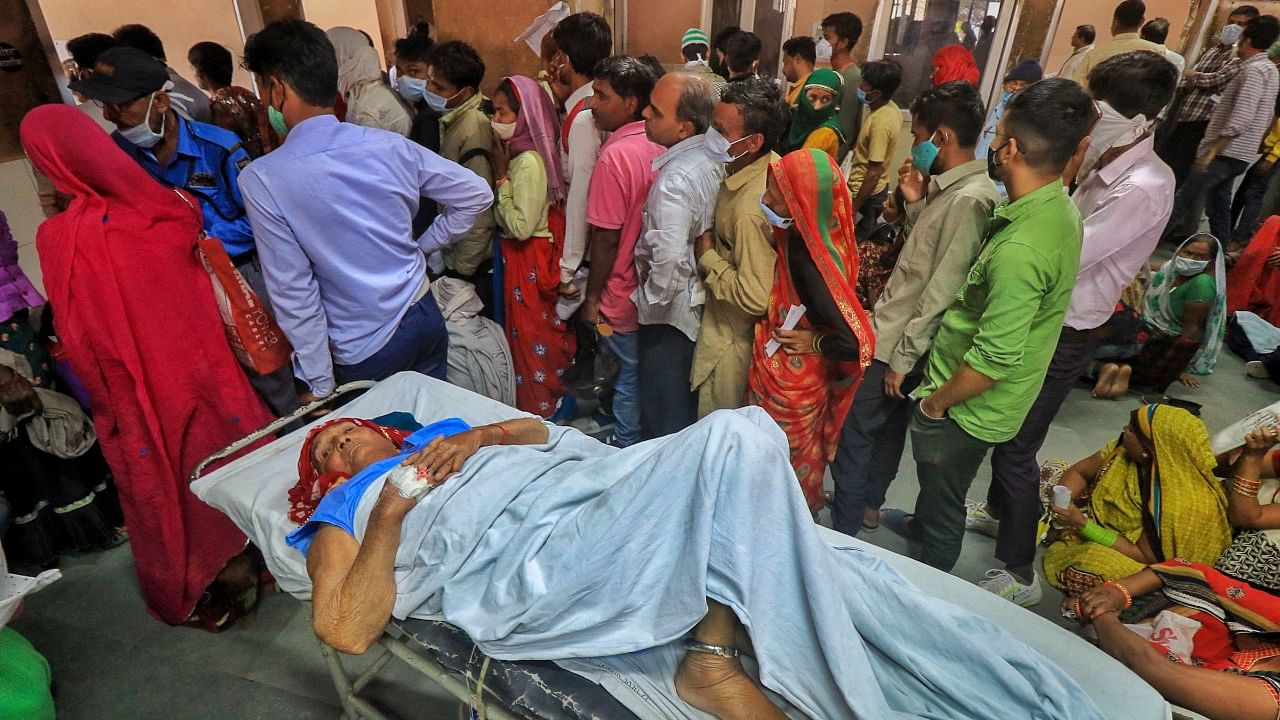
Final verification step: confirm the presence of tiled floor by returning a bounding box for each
[11,350,1275,719]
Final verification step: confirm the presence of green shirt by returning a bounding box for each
[916,181,1083,443]
[1167,272,1216,321]
[835,62,863,163]
[494,150,551,241]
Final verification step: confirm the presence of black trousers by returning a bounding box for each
[1156,120,1209,189]
[829,360,919,536]
[638,323,698,441]
[986,328,1103,569]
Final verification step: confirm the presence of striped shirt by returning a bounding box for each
[1177,44,1241,123]
[1201,52,1280,161]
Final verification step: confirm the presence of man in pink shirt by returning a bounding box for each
[970,51,1178,606]
[581,56,665,447]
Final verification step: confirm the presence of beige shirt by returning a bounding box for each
[690,152,779,403]
[440,93,497,276]
[347,81,413,136]
[1071,34,1166,85]
[1057,44,1094,80]
[847,101,900,197]
[872,158,999,375]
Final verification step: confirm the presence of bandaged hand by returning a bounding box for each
[401,431,486,485]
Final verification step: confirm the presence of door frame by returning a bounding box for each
[867,0,1025,113]
[697,0,797,78]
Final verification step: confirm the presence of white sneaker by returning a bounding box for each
[1247,360,1270,379]
[979,568,1043,607]
[964,499,999,538]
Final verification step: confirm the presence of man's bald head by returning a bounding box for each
[643,70,717,147]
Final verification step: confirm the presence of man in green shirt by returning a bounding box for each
[821,12,864,163]
[890,79,1096,573]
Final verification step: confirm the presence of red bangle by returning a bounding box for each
[489,423,513,445]
[1103,580,1133,610]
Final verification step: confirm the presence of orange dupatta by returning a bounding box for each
[746,149,875,511]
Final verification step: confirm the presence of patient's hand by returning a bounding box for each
[401,431,486,484]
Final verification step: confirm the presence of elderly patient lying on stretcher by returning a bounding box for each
[288,407,1106,720]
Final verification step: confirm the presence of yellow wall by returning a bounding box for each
[303,0,387,66]
[1043,0,1191,76]
[792,0,879,62]
[627,0,701,65]
[38,0,253,86]
[434,0,570,96]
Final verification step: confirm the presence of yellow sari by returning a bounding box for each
[1043,404,1231,595]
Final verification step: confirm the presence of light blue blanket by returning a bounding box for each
[348,406,1103,719]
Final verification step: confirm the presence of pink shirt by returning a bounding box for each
[1065,135,1174,331]
[586,121,664,333]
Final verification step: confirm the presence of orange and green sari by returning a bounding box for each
[746,149,874,512]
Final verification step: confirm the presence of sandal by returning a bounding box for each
[880,508,921,541]
[861,507,881,532]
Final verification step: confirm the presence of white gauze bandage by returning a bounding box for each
[386,465,433,501]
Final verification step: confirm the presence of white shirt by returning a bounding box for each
[1065,134,1174,330]
[1165,47,1186,73]
[559,81,604,284]
[1058,44,1094,80]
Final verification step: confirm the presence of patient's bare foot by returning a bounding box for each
[676,651,786,720]
[1092,363,1120,399]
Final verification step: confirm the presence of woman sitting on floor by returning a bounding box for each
[1092,233,1227,397]
[1041,403,1231,597]
[289,408,1103,719]
[1215,424,1280,591]
[1072,557,1280,720]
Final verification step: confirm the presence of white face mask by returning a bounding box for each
[491,119,517,141]
[704,126,751,164]
[1221,24,1244,46]
[1174,256,1210,276]
[815,38,833,63]
[1077,100,1151,181]
[117,91,166,149]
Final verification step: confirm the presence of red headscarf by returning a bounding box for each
[20,104,274,624]
[289,418,413,524]
[931,44,980,86]
[502,75,567,205]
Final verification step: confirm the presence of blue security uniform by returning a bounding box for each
[115,116,256,258]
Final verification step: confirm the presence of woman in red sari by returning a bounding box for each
[20,105,274,626]
[1228,215,1280,327]
[490,75,576,417]
[747,149,874,512]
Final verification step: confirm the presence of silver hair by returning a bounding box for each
[671,71,717,134]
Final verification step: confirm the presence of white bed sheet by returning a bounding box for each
[191,372,1169,719]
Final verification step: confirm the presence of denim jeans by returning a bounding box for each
[1231,158,1280,246]
[828,360,918,537]
[601,331,640,447]
[334,293,449,386]
[1164,156,1249,243]
[910,404,993,572]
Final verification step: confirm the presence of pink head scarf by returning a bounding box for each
[501,75,567,205]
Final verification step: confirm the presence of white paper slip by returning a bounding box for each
[1210,400,1280,455]
[765,304,807,357]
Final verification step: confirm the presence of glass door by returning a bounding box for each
[869,0,1018,110]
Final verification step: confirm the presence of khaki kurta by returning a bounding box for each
[690,152,779,417]
[440,93,498,277]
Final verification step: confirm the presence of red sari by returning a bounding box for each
[20,106,273,624]
[499,75,575,416]
[747,149,875,511]
[1228,215,1280,326]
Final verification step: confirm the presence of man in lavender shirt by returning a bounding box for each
[238,21,492,406]
[970,52,1178,606]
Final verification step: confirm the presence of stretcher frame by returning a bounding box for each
[191,381,521,720]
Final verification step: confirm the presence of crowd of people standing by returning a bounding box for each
[9,0,1280,717]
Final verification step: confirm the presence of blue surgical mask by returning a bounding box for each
[1000,90,1013,104]
[1174,256,1210,277]
[704,126,751,164]
[397,75,427,104]
[911,131,941,174]
[423,86,462,113]
[759,197,794,229]
[1220,24,1244,46]
[856,88,869,104]
[118,92,165,148]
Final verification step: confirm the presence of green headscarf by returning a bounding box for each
[782,68,846,153]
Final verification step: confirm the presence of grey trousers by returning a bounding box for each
[910,403,993,572]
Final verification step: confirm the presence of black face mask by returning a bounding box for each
[987,140,1010,181]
